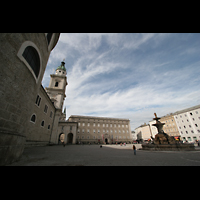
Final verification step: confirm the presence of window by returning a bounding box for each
[70,126,72,131]
[50,111,53,118]
[46,33,53,45]
[191,130,194,133]
[186,131,188,134]
[93,123,95,127]
[195,124,198,127]
[22,46,40,78]
[30,114,36,123]
[195,111,198,114]
[44,105,48,113]
[87,129,90,133]
[41,120,44,127]
[93,129,95,133]
[35,95,41,106]
[88,123,90,126]
[82,129,85,133]
[82,123,85,126]
[48,125,50,130]
[190,112,193,115]
[55,82,59,87]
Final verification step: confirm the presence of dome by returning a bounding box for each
[56,61,66,71]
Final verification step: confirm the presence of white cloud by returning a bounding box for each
[43,33,200,130]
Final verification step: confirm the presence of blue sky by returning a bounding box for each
[42,33,200,130]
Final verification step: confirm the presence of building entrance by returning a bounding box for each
[58,133,65,144]
[67,133,73,144]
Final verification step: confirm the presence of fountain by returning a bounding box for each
[141,113,195,151]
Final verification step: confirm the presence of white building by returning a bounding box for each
[173,105,200,143]
[149,120,157,138]
[135,123,151,142]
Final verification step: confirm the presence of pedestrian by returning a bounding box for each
[133,145,136,155]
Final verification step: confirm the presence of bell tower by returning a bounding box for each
[45,60,68,110]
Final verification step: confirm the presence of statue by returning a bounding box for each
[152,113,177,145]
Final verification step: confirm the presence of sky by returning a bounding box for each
[42,33,200,130]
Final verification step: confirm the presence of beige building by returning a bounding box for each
[159,114,180,138]
[68,115,132,144]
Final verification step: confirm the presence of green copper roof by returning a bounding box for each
[56,61,66,71]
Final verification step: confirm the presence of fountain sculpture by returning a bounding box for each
[141,113,195,151]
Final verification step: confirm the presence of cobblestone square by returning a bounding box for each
[8,144,200,166]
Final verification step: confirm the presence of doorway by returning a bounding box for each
[67,133,73,144]
[105,138,108,144]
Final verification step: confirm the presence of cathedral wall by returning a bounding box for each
[0,33,60,165]
[25,85,56,143]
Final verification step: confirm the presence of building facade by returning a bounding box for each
[159,114,180,138]
[0,33,60,165]
[68,115,132,144]
[174,105,200,143]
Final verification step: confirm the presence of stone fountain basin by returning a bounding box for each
[141,143,195,151]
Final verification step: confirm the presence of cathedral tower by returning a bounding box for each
[45,61,68,111]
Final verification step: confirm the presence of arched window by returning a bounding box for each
[30,114,36,123]
[46,33,53,45]
[41,120,44,127]
[22,46,40,78]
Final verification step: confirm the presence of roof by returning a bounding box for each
[173,104,200,115]
[69,115,130,121]
[56,61,66,71]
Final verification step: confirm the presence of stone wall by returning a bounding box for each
[0,33,59,165]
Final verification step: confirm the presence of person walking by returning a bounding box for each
[133,145,136,155]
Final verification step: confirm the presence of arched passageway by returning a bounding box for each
[58,133,65,144]
[67,133,73,144]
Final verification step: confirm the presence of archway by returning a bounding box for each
[58,133,65,144]
[105,138,108,144]
[67,133,73,144]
